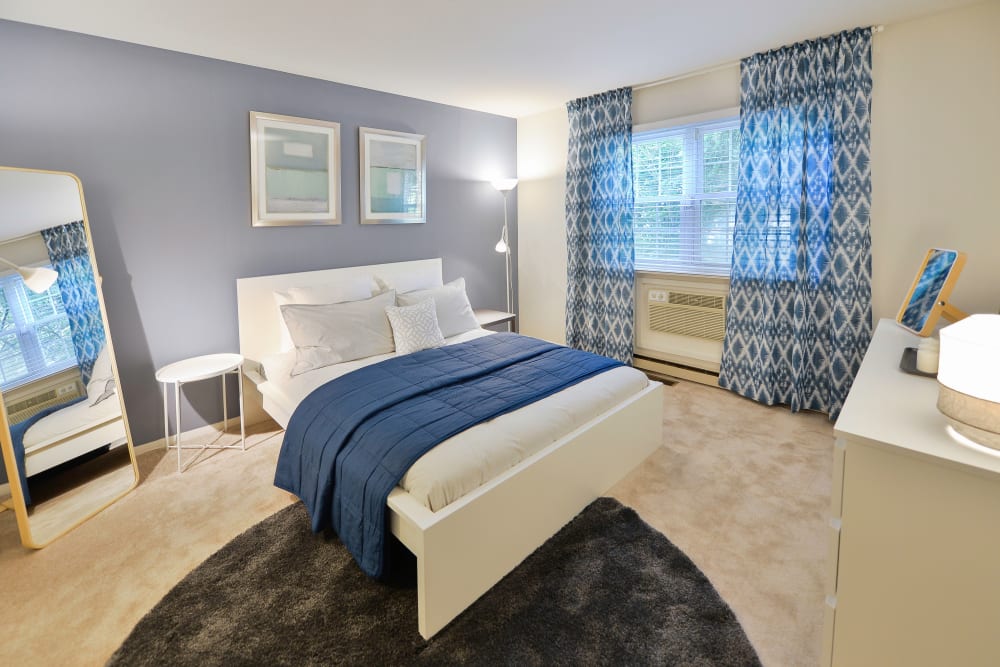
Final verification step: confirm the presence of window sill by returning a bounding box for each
[635,269,730,287]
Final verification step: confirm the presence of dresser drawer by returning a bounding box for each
[824,518,842,598]
[821,594,837,667]
[830,437,847,519]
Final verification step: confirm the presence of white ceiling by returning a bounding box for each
[0,0,979,118]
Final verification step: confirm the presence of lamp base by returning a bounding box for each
[938,384,1000,451]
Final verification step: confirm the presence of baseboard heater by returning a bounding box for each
[633,354,720,387]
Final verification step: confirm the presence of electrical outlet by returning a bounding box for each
[648,290,667,303]
[57,384,75,396]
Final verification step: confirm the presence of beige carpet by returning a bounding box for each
[0,381,832,667]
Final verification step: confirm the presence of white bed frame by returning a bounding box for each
[236,259,664,639]
[24,415,127,476]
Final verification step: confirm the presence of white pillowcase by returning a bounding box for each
[386,299,446,355]
[280,290,396,376]
[87,345,117,405]
[373,270,443,295]
[273,275,374,351]
[260,351,295,383]
[397,277,480,338]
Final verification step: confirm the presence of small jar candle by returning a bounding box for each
[916,336,940,374]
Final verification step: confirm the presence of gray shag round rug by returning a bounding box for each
[109,497,760,666]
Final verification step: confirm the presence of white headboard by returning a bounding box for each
[236,258,442,365]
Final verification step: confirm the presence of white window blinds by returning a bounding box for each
[632,117,740,276]
[0,270,77,390]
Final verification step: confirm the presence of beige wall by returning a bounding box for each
[516,1,1000,342]
[871,1,1000,321]
[632,64,740,126]
[516,107,569,344]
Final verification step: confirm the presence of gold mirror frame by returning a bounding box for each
[0,165,138,548]
[895,248,968,337]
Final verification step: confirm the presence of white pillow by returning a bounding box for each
[260,351,295,383]
[374,270,443,295]
[397,277,480,338]
[87,345,114,394]
[386,299,446,355]
[86,345,117,406]
[273,275,374,351]
[280,290,395,376]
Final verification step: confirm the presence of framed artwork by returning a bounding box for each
[359,127,426,224]
[249,112,341,227]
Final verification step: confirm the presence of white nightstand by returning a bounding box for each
[156,353,246,472]
[474,308,516,332]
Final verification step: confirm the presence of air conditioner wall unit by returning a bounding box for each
[634,273,729,383]
[3,371,84,425]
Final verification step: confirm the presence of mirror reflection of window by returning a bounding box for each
[0,268,76,393]
[0,165,138,550]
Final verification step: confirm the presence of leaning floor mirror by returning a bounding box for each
[0,166,137,548]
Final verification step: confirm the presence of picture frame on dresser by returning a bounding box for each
[249,112,342,228]
[359,127,426,225]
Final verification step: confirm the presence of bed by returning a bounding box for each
[22,395,126,476]
[16,344,127,480]
[236,258,664,639]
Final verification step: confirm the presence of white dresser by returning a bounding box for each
[824,319,1000,666]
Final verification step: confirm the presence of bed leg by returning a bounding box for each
[416,552,464,640]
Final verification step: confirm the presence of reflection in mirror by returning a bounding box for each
[0,167,137,548]
[896,248,968,336]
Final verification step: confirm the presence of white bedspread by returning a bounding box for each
[259,331,650,511]
[23,395,123,453]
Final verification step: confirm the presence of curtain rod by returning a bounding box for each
[633,24,884,91]
[0,232,42,247]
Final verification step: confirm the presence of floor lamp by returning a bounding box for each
[491,178,518,315]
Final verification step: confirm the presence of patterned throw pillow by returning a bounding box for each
[396,277,480,338]
[385,299,446,355]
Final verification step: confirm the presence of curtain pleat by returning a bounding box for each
[719,28,873,419]
[565,87,636,364]
[40,221,105,385]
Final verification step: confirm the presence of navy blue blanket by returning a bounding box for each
[274,333,622,579]
[8,396,87,506]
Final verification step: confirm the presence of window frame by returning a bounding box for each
[0,265,78,391]
[632,107,740,277]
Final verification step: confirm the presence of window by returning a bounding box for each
[0,270,77,390]
[632,116,740,276]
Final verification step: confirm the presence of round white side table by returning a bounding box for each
[155,353,246,472]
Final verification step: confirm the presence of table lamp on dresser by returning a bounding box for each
[937,313,1000,450]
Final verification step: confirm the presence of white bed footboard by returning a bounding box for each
[388,381,663,639]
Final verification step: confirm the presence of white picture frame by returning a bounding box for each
[359,127,426,224]
[250,112,341,227]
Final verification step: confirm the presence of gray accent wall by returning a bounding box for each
[0,20,517,447]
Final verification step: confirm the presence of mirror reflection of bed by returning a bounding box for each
[0,167,137,548]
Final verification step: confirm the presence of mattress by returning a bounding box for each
[260,331,650,511]
[23,395,124,453]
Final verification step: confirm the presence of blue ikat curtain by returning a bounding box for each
[565,87,635,364]
[41,221,105,385]
[718,28,873,419]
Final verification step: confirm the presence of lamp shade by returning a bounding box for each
[939,314,1000,402]
[937,314,1000,449]
[0,256,60,294]
[491,178,518,192]
[21,266,59,294]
